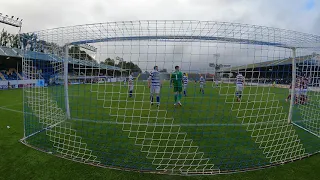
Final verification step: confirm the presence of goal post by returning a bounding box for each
[21,20,320,175]
[64,44,70,119]
[288,47,296,124]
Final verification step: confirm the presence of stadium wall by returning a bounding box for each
[0,79,45,90]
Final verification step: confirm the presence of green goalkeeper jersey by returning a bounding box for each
[171,71,183,87]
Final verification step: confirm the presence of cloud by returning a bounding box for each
[314,14,320,35]
[0,0,319,34]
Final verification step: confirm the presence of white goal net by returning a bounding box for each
[21,20,320,175]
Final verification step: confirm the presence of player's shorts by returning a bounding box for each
[129,84,134,91]
[200,83,204,89]
[301,89,308,96]
[236,84,243,92]
[174,86,182,92]
[295,88,301,95]
[150,86,160,94]
[183,84,187,90]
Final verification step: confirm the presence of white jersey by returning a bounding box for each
[199,76,205,84]
[183,75,188,85]
[149,70,161,87]
[128,75,134,85]
[236,74,244,85]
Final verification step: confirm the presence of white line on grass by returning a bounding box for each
[292,122,320,138]
[70,117,305,127]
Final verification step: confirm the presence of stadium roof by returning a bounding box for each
[71,35,287,48]
[55,21,320,50]
[0,46,121,71]
[219,54,320,72]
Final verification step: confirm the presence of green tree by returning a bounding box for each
[0,29,9,46]
[9,34,20,48]
[117,61,141,73]
[69,46,95,61]
[101,58,115,66]
[20,33,29,49]
[20,33,38,50]
[0,29,3,45]
[102,57,142,74]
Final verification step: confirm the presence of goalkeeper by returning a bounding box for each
[170,66,183,106]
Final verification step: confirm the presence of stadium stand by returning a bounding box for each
[0,71,6,80]
[0,46,121,71]
[219,54,320,85]
[0,46,122,84]
[0,46,20,57]
[0,69,22,80]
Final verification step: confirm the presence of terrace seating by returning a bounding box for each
[0,72,6,80]
[0,69,23,80]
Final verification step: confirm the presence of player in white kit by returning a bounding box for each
[235,73,245,102]
[199,75,205,94]
[183,73,188,97]
[128,72,134,98]
[148,66,161,106]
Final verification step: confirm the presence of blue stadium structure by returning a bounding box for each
[0,46,121,84]
[220,54,320,86]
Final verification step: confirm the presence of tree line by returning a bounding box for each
[101,57,141,73]
[0,29,20,48]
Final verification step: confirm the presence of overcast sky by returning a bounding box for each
[1,0,319,34]
[1,0,319,72]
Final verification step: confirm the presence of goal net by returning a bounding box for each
[22,20,320,175]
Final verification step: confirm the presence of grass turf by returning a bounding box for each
[0,83,319,179]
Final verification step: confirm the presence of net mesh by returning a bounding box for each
[22,20,320,175]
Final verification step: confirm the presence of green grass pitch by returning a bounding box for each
[0,82,319,179]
